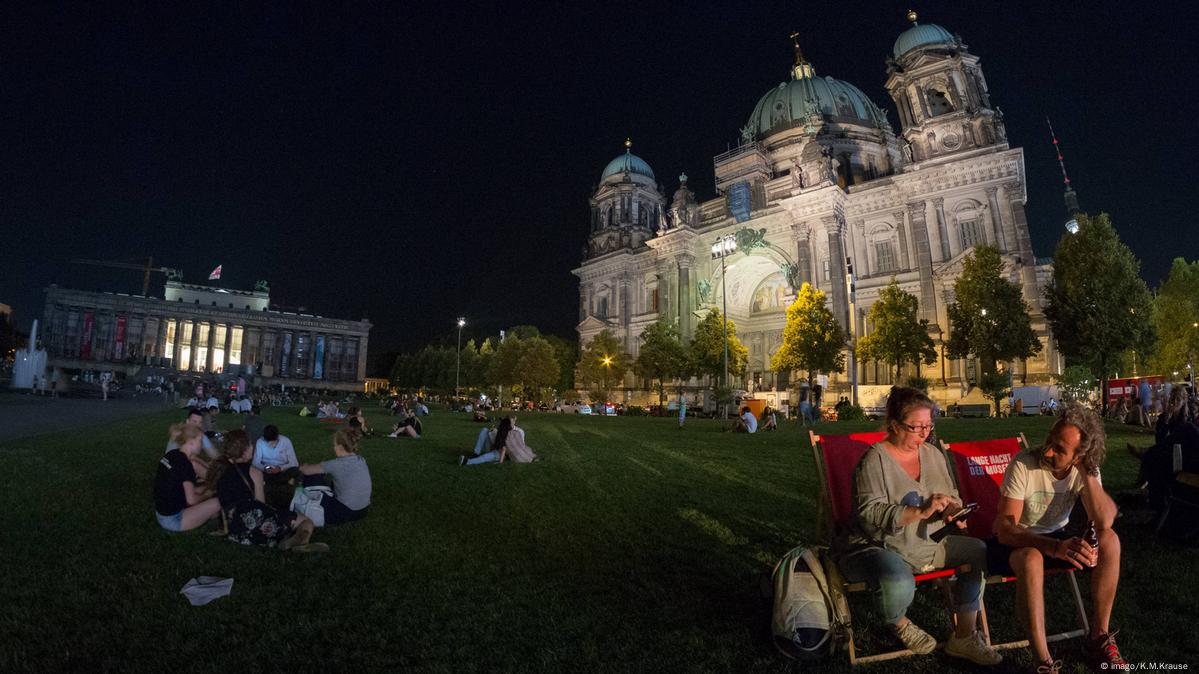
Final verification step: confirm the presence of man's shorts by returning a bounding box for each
[156,510,184,532]
[985,530,1092,577]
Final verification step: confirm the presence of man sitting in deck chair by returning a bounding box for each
[990,403,1126,673]
[843,387,1001,665]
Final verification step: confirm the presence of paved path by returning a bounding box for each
[0,392,175,443]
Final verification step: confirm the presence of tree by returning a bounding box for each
[488,335,524,393]
[855,280,936,381]
[1150,258,1199,375]
[689,309,748,385]
[771,283,846,388]
[542,334,579,394]
[514,336,560,402]
[1060,364,1096,404]
[945,245,1041,376]
[576,329,631,402]
[1044,213,1155,410]
[634,319,689,409]
[978,371,1011,417]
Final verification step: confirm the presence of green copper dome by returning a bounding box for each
[893,21,954,58]
[746,72,888,141]
[601,148,655,182]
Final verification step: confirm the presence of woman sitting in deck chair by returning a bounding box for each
[840,386,1001,665]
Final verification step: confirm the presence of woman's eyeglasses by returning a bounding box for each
[901,422,935,433]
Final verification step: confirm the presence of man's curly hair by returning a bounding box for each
[1034,402,1106,476]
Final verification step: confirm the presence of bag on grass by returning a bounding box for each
[771,544,850,661]
[290,485,333,527]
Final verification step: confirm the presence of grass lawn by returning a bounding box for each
[2,404,1195,672]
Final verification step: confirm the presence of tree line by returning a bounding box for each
[392,213,1190,414]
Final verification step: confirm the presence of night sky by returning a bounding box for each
[4,2,1196,374]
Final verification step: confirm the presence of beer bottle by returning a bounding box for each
[1084,520,1099,566]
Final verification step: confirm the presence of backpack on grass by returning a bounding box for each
[771,544,851,661]
[290,485,333,527]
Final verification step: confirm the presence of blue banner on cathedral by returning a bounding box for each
[313,336,325,380]
[729,182,751,223]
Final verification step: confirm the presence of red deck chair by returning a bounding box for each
[809,430,972,665]
[942,435,1089,649]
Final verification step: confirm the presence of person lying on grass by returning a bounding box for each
[460,418,504,466]
[298,427,371,525]
[459,416,537,466]
[389,410,422,438]
[990,403,1126,672]
[154,423,221,533]
[841,386,1000,665]
[208,430,322,551]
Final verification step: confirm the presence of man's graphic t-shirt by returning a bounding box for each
[999,453,1098,534]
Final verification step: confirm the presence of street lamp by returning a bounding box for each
[602,355,613,399]
[711,234,737,410]
[455,317,466,398]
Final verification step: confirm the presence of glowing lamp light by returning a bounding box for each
[710,234,737,259]
[1065,219,1079,234]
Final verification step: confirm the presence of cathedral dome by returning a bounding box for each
[892,11,954,58]
[746,71,887,141]
[600,140,655,182]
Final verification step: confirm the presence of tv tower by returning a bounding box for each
[1047,118,1081,232]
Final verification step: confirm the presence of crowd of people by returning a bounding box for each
[153,404,375,553]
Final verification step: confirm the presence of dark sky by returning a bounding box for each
[4,1,1196,374]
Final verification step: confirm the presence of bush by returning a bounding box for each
[978,371,1011,417]
[837,404,867,421]
[905,375,931,392]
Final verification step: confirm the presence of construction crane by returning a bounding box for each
[70,257,183,297]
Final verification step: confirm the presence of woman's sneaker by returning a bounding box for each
[944,630,1002,665]
[893,620,937,655]
[1087,631,1127,670]
[1035,659,1062,674]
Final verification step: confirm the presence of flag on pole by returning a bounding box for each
[208,265,222,281]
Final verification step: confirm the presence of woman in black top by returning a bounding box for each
[208,430,320,551]
[154,423,221,531]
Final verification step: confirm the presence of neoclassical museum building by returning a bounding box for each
[40,280,371,392]
[573,13,1063,406]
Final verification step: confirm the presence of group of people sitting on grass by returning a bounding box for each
[1129,384,1199,519]
[731,405,779,433]
[153,408,372,552]
[460,416,537,466]
[842,386,1124,672]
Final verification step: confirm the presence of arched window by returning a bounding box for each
[596,296,609,319]
[927,87,954,116]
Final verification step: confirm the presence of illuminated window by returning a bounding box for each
[179,321,194,371]
[822,259,831,282]
[211,324,227,373]
[164,320,176,362]
[195,323,210,372]
[229,327,243,366]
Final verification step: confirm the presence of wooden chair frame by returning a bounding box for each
[941,433,1089,650]
[809,430,972,665]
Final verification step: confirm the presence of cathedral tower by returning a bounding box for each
[885,10,1007,164]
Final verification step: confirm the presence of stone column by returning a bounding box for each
[850,219,865,278]
[677,253,694,343]
[223,324,233,373]
[1004,181,1041,307]
[893,209,912,269]
[822,215,849,330]
[578,283,588,323]
[172,319,183,370]
[202,321,214,373]
[793,223,813,286]
[188,320,199,372]
[986,186,1008,251]
[907,200,939,325]
[356,335,369,383]
[933,197,951,261]
[155,316,168,361]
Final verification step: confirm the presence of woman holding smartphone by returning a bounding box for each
[840,386,999,665]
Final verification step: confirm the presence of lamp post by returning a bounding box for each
[845,256,859,406]
[455,317,466,398]
[711,234,737,415]
[602,355,612,401]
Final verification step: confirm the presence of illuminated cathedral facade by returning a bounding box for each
[572,13,1062,406]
